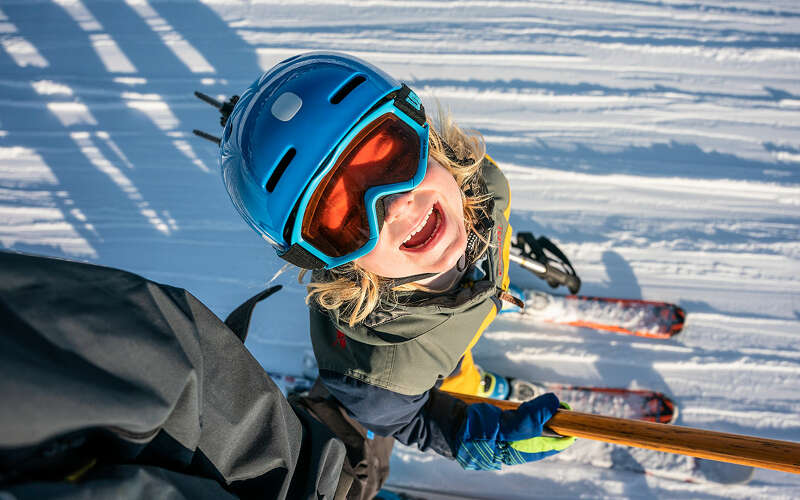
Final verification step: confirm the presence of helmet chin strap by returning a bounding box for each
[456,252,469,272]
[382,271,439,288]
[384,253,469,290]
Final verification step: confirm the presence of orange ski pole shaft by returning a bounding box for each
[446,392,800,474]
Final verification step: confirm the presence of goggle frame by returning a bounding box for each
[286,92,430,268]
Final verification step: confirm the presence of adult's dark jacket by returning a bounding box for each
[0,251,346,499]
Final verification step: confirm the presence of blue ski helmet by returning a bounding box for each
[219,51,429,270]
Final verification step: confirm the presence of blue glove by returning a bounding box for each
[455,393,575,470]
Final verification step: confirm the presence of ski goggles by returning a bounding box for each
[286,86,429,268]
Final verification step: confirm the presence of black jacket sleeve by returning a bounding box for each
[0,251,345,500]
[319,370,468,459]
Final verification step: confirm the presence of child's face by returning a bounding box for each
[354,157,468,279]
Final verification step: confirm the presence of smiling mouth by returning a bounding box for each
[400,203,443,251]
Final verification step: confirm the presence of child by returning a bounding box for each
[218,52,574,489]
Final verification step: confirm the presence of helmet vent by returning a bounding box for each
[266,147,296,193]
[330,75,366,104]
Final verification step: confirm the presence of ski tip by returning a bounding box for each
[672,304,687,335]
[659,396,678,425]
[664,395,678,424]
[646,304,686,338]
[634,303,687,339]
[643,393,678,424]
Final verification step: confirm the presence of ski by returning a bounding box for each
[554,441,755,485]
[508,378,677,424]
[475,371,677,425]
[500,286,686,339]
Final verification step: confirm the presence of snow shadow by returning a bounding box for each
[607,0,800,20]
[419,77,800,109]
[503,242,645,303]
[483,131,799,184]
[505,212,642,298]
[0,1,286,310]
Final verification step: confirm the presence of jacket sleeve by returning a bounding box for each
[3,464,237,500]
[0,251,345,499]
[319,370,467,459]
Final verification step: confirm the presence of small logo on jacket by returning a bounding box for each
[333,330,347,349]
[497,226,504,278]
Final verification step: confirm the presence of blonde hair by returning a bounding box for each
[299,106,490,326]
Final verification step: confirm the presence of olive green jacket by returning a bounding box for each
[309,156,513,396]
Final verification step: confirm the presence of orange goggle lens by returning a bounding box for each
[302,114,421,258]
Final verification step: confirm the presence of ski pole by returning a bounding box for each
[507,251,546,274]
[508,239,582,294]
[446,392,800,474]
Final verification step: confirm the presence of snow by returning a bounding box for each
[1,0,798,497]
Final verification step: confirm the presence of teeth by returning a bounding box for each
[402,206,435,244]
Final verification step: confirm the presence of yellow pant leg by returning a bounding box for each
[440,288,503,397]
[439,350,482,395]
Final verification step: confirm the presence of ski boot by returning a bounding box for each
[476,368,511,400]
[508,379,549,402]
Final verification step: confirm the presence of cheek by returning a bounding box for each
[443,175,465,217]
[354,233,403,276]
[453,188,465,216]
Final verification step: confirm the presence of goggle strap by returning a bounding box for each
[393,84,426,126]
[280,244,327,270]
[375,197,386,234]
[381,272,438,289]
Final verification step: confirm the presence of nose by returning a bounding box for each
[382,191,414,224]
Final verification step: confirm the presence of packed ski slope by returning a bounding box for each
[1,0,798,497]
